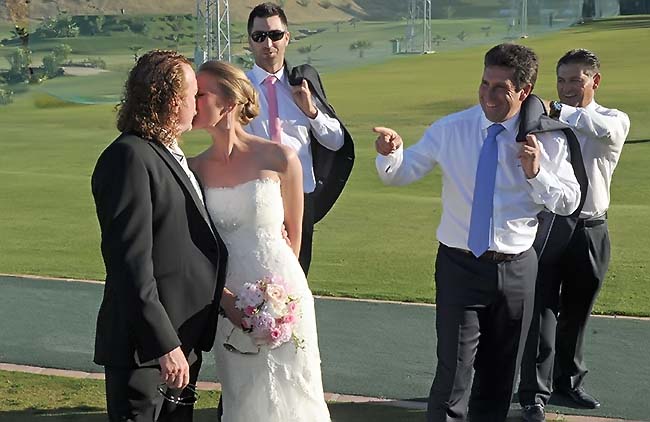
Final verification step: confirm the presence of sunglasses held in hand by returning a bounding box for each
[157,383,199,406]
[250,30,286,43]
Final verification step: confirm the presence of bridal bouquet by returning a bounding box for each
[235,275,303,349]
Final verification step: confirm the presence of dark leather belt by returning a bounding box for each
[576,213,607,229]
[445,245,522,262]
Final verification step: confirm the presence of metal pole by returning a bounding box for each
[423,0,431,52]
[521,0,528,38]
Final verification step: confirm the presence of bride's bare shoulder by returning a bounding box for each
[246,139,295,173]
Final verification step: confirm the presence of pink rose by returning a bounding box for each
[287,300,299,314]
[279,323,292,343]
[282,313,295,324]
[270,328,282,340]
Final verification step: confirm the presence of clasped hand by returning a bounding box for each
[158,346,189,389]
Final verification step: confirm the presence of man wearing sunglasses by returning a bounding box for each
[244,2,355,276]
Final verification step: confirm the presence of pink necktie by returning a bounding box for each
[263,75,282,143]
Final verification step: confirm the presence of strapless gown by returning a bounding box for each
[205,178,330,422]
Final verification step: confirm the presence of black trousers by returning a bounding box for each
[427,244,537,422]
[105,352,202,422]
[519,214,609,406]
[298,192,315,276]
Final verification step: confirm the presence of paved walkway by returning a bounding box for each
[1,275,649,421]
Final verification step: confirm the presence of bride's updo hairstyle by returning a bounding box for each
[198,60,259,125]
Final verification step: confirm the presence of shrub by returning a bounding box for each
[83,57,107,69]
[0,87,14,105]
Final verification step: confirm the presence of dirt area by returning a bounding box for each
[61,66,109,76]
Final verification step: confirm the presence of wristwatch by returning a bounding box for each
[549,100,563,119]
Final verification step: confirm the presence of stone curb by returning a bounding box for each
[2,274,648,321]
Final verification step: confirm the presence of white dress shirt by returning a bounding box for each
[245,64,345,193]
[376,105,581,254]
[166,142,204,205]
[558,100,629,218]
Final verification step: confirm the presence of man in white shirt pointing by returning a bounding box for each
[519,49,630,422]
[374,43,580,422]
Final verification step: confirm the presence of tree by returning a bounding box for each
[42,54,62,78]
[42,44,72,78]
[6,0,30,48]
[349,40,371,58]
[348,17,360,29]
[53,44,72,64]
[38,12,80,38]
[5,47,32,83]
[0,87,14,105]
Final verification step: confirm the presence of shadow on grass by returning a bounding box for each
[0,403,427,422]
[571,15,650,32]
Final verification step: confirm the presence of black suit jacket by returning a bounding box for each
[517,94,590,260]
[288,63,355,223]
[91,133,227,367]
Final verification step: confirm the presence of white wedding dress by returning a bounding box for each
[205,178,331,422]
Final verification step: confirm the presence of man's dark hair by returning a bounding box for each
[557,48,600,76]
[484,43,538,91]
[247,2,288,35]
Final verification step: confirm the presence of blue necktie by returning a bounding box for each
[468,123,505,257]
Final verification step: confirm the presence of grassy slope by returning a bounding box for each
[0,17,648,315]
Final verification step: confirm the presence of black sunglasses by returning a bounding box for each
[250,30,286,43]
[157,383,199,406]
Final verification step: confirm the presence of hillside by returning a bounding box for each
[1,0,367,24]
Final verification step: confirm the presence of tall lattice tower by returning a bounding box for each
[405,0,433,53]
[405,0,417,53]
[422,0,432,52]
[195,0,231,65]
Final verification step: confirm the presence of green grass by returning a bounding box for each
[2,370,584,422]
[0,17,649,315]
[0,370,426,422]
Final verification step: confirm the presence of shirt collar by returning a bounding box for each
[480,110,521,137]
[583,99,598,111]
[165,141,185,161]
[251,63,286,86]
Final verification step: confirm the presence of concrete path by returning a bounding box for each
[1,275,649,421]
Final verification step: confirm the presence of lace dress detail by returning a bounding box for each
[206,178,330,422]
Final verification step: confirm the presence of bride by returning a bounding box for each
[190,60,331,422]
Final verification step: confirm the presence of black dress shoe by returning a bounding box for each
[521,404,546,422]
[554,385,601,408]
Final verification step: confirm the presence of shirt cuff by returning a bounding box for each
[376,147,403,174]
[526,166,554,193]
[308,109,325,125]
